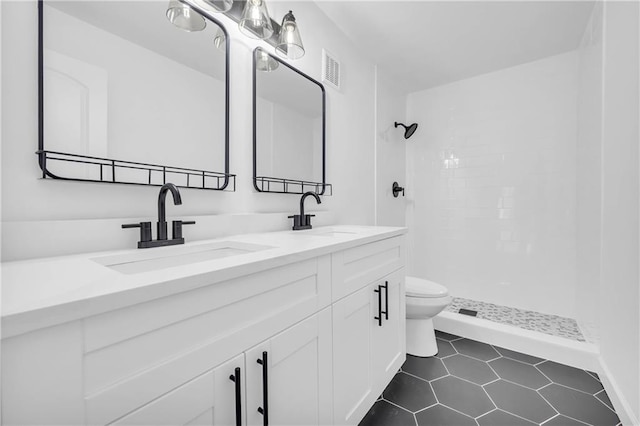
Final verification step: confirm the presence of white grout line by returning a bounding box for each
[493,376,550,393]
[540,414,562,425]
[486,407,541,425]
[400,369,448,384]
[494,352,544,367]
[381,397,415,415]
[594,390,617,413]
[555,412,593,426]
[448,372,497,389]
[537,382,554,392]
[544,380,607,398]
[476,408,498,420]
[534,363,557,384]
[482,377,501,387]
[428,381,440,405]
[484,358,502,383]
[437,402,485,423]
[413,401,439,415]
[440,358,453,376]
[478,387,500,417]
[535,389,561,417]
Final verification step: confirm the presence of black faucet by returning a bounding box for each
[122,183,195,248]
[289,191,321,230]
[157,183,182,240]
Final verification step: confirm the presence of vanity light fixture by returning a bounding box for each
[213,27,226,50]
[166,0,206,31]
[256,48,279,71]
[202,0,233,13]
[239,0,274,40]
[275,10,304,60]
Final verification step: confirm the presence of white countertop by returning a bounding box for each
[1,225,405,338]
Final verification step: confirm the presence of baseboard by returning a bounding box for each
[433,311,600,371]
[598,358,639,426]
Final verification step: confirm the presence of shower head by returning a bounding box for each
[395,122,418,139]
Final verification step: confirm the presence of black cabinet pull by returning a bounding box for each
[382,281,389,321]
[229,367,242,426]
[256,351,269,426]
[374,285,383,327]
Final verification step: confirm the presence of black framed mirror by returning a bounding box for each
[252,47,329,195]
[38,0,233,190]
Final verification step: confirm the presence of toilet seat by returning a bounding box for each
[406,276,449,298]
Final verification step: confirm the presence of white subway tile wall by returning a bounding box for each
[406,51,579,318]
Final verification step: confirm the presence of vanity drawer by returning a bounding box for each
[83,256,330,425]
[111,370,214,426]
[331,236,405,301]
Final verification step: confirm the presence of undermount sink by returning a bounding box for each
[91,241,272,275]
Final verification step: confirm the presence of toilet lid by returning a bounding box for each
[406,276,449,298]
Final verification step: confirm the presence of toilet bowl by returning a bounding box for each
[406,276,452,357]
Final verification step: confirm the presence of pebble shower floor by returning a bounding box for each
[446,297,586,342]
[359,331,620,426]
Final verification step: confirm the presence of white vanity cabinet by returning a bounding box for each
[113,309,333,426]
[332,241,406,425]
[244,309,333,426]
[1,227,406,426]
[112,354,242,426]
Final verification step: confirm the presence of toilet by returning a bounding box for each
[405,276,452,357]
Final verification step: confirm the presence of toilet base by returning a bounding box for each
[406,318,438,357]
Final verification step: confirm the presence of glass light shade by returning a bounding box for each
[213,27,226,50]
[202,0,233,13]
[166,0,206,32]
[238,0,274,40]
[275,11,304,60]
[256,49,279,72]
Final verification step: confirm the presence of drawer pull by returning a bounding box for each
[374,285,383,327]
[256,351,269,426]
[229,367,242,426]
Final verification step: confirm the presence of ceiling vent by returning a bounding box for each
[322,49,341,91]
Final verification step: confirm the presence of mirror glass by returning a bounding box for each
[41,0,230,189]
[253,47,326,194]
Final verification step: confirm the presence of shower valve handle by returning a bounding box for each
[392,182,404,198]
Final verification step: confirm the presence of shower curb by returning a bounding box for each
[433,310,599,370]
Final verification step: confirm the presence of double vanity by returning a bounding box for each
[17,4,405,424]
[2,226,406,425]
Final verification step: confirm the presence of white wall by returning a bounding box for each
[576,1,603,346]
[375,67,407,227]
[406,52,579,318]
[1,0,378,261]
[597,1,639,421]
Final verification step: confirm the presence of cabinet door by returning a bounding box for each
[245,309,332,426]
[112,354,244,426]
[332,286,375,425]
[371,269,406,391]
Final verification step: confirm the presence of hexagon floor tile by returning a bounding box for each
[402,354,448,381]
[359,331,620,426]
[443,354,498,385]
[382,372,436,412]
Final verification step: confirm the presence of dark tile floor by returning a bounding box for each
[360,331,621,426]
